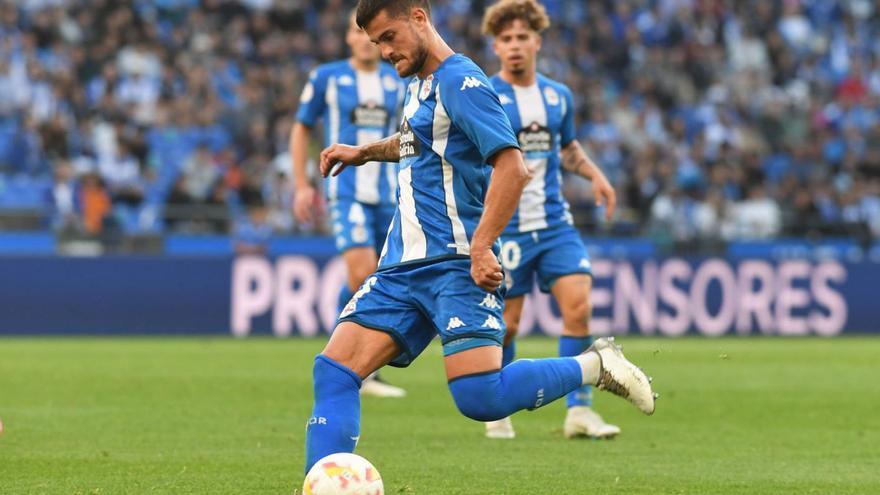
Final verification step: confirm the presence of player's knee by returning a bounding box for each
[503,321,519,345]
[563,298,591,334]
[447,372,508,422]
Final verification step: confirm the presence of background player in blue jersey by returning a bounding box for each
[303,0,655,474]
[291,11,406,398]
[482,0,622,440]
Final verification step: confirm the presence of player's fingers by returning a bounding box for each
[605,188,617,220]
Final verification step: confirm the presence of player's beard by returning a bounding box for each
[398,28,429,77]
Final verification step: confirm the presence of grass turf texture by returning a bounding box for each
[0,337,878,494]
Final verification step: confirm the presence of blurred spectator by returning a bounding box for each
[0,0,878,250]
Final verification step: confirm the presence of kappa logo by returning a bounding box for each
[460,76,483,91]
[447,316,466,330]
[479,293,501,310]
[337,74,354,86]
[579,258,591,270]
[499,94,513,105]
[482,315,502,330]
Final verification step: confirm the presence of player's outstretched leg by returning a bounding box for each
[553,275,620,439]
[447,342,655,426]
[484,296,524,439]
[338,247,406,399]
[305,322,401,473]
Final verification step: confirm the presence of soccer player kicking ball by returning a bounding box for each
[291,11,406,398]
[482,0,621,440]
[304,0,656,473]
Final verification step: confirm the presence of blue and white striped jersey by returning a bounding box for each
[378,54,520,270]
[296,60,404,205]
[490,73,576,233]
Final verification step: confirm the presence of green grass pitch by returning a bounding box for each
[1,337,879,494]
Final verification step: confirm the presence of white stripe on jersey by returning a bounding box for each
[354,70,383,204]
[397,165,427,261]
[432,83,469,255]
[398,81,427,261]
[326,76,340,201]
[513,84,549,232]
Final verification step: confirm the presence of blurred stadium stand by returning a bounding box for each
[1,0,879,256]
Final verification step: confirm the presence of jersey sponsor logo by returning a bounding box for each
[350,100,389,129]
[543,86,560,106]
[399,117,421,159]
[338,74,354,86]
[419,75,434,100]
[482,315,502,330]
[479,293,501,310]
[518,121,553,156]
[460,76,483,91]
[447,316,466,330]
[498,93,514,105]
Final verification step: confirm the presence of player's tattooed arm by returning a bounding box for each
[470,147,531,291]
[561,140,617,220]
[319,133,401,177]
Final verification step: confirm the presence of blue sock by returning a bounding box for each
[501,340,516,368]
[447,357,583,422]
[305,355,362,474]
[337,285,354,316]
[559,336,593,408]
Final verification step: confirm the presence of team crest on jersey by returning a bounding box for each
[543,86,560,106]
[383,74,398,92]
[518,121,553,156]
[419,75,434,101]
[399,117,420,159]
[351,100,389,129]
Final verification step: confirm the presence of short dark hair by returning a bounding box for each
[356,0,431,29]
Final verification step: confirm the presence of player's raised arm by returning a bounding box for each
[560,140,616,220]
[470,147,530,291]
[319,133,401,178]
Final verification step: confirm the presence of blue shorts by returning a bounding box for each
[337,258,506,368]
[330,199,396,254]
[500,224,592,298]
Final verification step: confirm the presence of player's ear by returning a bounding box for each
[411,7,429,27]
[535,33,543,52]
[492,38,500,57]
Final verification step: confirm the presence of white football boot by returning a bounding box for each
[360,373,406,398]
[484,417,516,439]
[563,406,621,439]
[586,337,656,415]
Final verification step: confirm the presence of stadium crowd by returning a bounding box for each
[1,0,879,250]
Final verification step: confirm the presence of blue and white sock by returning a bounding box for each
[305,355,361,473]
[559,335,593,408]
[501,340,516,368]
[448,356,583,422]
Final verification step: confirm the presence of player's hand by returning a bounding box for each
[471,246,504,292]
[320,144,366,177]
[293,184,317,223]
[592,171,617,221]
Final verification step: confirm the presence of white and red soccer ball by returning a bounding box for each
[303,453,383,495]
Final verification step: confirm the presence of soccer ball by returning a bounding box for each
[303,453,383,495]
